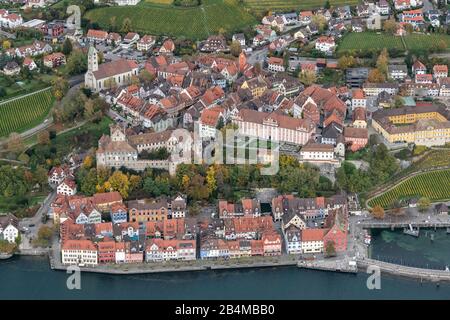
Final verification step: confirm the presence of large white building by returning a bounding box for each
[0,214,19,244]
[233,109,315,145]
[300,142,335,162]
[62,240,98,266]
[85,46,139,92]
[0,9,23,28]
[113,0,141,5]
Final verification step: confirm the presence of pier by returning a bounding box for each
[357,258,450,282]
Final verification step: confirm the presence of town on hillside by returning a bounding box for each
[0,0,450,270]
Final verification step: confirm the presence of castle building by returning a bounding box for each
[96,125,190,175]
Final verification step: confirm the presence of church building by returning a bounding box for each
[84,45,139,92]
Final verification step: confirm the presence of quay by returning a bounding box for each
[297,257,357,274]
[357,258,450,282]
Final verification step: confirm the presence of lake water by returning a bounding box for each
[1,256,450,299]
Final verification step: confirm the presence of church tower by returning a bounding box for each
[88,45,98,72]
[85,45,98,91]
[239,51,247,73]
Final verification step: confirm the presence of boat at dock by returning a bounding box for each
[364,230,371,245]
[0,252,13,260]
[403,224,419,237]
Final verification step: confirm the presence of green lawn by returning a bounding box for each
[244,0,359,12]
[368,170,450,209]
[0,76,50,102]
[0,88,54,138]
[338,32,405,53]
[403,33,450,51]
[84,0,257,39]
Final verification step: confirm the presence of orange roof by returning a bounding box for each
[92,192,122,205]
[200,107,223,126]
[301,229,327,242]
[62,239,96,251]
[352,89,365,100]
[268,57,284,66]
[87,29,108,39]
[433,65,448,73]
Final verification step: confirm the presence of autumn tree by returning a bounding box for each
[325,240,336,257]
[367,68,386,83]
[84,99,95,118]
[337,55,356,69]
[230,41,242,57]
[383,19,398,35]
[52,77,69,101]
[33,166,48,190]
[7,133,24,154]
[37,130,50,145]
[372,205,385,219]
[108,170,130,198]
[2,40,11,50]
[206,165,217,196]
[139,69,155,85]
[418,197,431,212]
[376,48,389,77]
[312,14,327,32]
[121,18,132,33]
[82,155,93,169]
[298,70,317,86]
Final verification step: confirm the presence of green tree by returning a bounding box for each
[62,38,73,55]
[65,50,87,75]
[81,168,98,195]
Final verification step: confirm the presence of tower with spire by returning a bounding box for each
[85,45,98,90]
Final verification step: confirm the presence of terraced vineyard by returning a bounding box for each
[244,0,359,12]
[368,170,450,209]
[84,0,257,39]
[0,88,54,138]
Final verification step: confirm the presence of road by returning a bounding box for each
[18,191,56,251]
[246,45,268,66]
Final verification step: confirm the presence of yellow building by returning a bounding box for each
[372,105,450,146]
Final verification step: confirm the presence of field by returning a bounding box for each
[0,88,54,138]
[368,170,450,209]
[403,33,450,51]
[338,32,405,53]
[244,0,359,12]
[338,32,450,54]
[84,0,257,39]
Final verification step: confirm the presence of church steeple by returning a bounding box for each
[239,51,247,73]
[88,45,98,72]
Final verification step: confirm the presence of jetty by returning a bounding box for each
[403,224,419,237]
[357,258,450,282]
